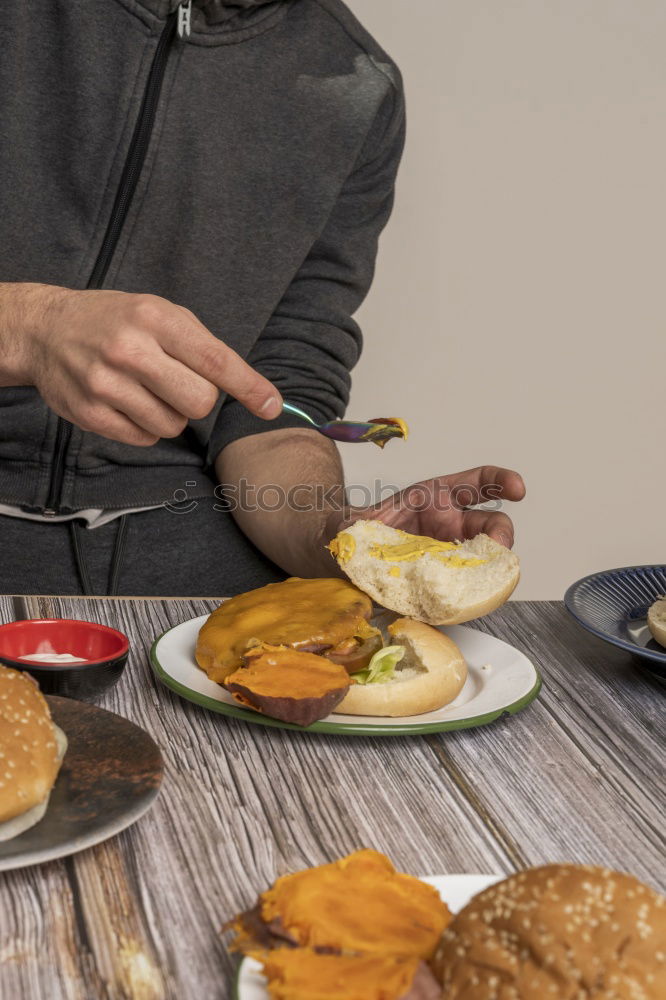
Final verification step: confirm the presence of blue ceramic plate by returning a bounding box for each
[564,565,666,677]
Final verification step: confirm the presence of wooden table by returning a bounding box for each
[0,595,663,1000]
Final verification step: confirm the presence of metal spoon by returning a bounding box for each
[282,402,408,448]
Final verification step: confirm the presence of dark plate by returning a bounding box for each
[564,565,666,679]
[0,696,163,871]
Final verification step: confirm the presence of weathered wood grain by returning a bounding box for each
[426,602,665,879]
[0,596,663,1000]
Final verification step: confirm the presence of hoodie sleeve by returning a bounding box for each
[206,72,406,463]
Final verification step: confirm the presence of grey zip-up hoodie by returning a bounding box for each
[0,0,404,513]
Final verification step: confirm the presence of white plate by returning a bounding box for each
[150,613,541,735]
[235,873,502,999]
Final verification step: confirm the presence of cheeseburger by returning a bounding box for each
[194,525,521,726]
[0,664,67,841]
[433,863,666,999]
[195,577,468,726]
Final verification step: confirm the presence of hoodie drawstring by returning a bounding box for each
[69,515,128,596]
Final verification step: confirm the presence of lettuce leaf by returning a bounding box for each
[350,645,405,685]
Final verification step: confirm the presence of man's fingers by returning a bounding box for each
[158,310,282,418]
[74,399,159,447]
[197,339,281,417]
[460,509,515,547]
[123,345,220,421]
[432,466,526,509]
[114,386,189,440]
[85,369,189,439]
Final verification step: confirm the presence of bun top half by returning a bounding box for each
[0,665,61,823]
[329,521,519,625]
[433,863,666,999]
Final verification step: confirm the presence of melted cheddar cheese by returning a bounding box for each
[195,577,374,683]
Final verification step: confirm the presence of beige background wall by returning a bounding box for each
[344,0,665,599]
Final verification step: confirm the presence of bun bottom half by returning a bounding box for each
[335,618,467,718]
[0,724,68,843]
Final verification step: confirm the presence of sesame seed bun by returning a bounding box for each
[0,665,67,841]
[433,863,666,999]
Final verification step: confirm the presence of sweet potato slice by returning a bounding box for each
[260,947,441,1000]
[228,849,451,961]
[224,646,352,727]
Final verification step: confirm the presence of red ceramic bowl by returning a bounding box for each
[0,618,129,699]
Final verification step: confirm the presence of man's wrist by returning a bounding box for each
[0,282,67,385]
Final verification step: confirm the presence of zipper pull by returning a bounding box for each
[177,0,192,39]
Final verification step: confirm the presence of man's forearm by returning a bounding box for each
[215,427,347,577]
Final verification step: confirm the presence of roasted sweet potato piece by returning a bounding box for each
[229,849,451,960]
[224,646,352,727]
[260,947,442,1000]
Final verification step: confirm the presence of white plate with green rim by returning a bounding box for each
[233,873,503,999]
[150,612,541,736]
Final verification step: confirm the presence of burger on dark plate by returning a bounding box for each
[0,664,67,841]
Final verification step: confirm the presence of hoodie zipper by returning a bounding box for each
[42,7,181,515]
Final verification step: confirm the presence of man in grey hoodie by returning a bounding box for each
[0,0,524,596]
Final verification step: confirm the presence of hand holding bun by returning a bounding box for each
[433,864,666,999]
[329,522,519,626]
